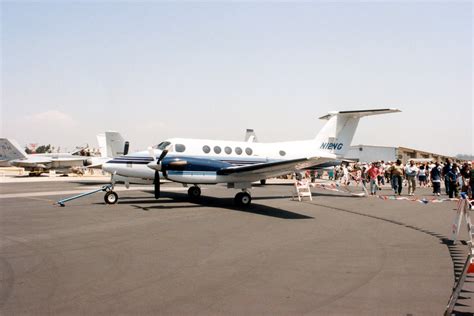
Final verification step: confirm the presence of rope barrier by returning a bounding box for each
[307,179,473,206]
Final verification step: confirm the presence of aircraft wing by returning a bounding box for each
[11,156,87,168]
[49,157,87,162]
[217,157,333,177]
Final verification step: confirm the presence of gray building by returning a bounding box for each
[345,145,455,164]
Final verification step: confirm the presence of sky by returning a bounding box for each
[1,1,472,156]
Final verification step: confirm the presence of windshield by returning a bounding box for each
[157,141,171,150]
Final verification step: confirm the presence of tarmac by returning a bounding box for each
[0,175,473,315]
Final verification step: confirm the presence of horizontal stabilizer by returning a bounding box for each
[319,108,401,120]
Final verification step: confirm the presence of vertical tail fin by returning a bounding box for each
[314,109,400,157]
[96,131,126,158]
[0,138,28,161]
[245,129,258,142]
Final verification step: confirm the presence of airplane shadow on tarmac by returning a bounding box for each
[110,190,313,220]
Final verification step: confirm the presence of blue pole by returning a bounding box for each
[57,184,112,207]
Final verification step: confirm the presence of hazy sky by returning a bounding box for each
[1,1,472,156]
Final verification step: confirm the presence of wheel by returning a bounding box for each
[188,186,201,198]
[234,192,251,206]
[260,179,266,185]
[104,191,118,204]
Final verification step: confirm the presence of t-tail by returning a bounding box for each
[314,108,401,158]
[0,138,28,162]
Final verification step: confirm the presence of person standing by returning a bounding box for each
[442,159,453,195]
[470,161,474,199]
[389,159,404,195]
[340,163,349,185]
[361,164,369,190]
[418,165,427,187]
[446,163,459,198]
[405,160,418,196]
[367,162,380,195]
[460,162,471,194]
[430,161,442,196]
[377,161,385,187]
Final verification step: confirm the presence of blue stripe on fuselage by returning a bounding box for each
[106,155,271,167]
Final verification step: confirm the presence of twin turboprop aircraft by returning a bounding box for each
[102,109,400,206]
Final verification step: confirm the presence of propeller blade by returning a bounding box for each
[154,170,160,199]
[157,149,168,163]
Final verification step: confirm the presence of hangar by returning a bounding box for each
[345,144,456,163]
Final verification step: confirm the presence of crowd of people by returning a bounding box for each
[330,159,473,198]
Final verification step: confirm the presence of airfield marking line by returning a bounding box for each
[24,196,57,203]
[0,187,189,199]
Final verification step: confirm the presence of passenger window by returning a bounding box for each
[235,147,242,155]
[214,146,222,154]
[245,148,253,155]
[224,146,232,154]
[203,145,210,154]
[279,150,286,156]
[175,144,186,152]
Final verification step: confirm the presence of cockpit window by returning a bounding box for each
[157,141,171,150]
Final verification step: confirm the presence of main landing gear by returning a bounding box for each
[234,190,252,207]
[188,185,201,199]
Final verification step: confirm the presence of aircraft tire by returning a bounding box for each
[188,186,201,198]
[234,192,251,207]
[260,179,266,185]
[104,191,119,205]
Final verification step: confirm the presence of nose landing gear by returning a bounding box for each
[104,190,119,204]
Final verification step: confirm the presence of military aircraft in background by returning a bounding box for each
[102,109,400,206]
[0,131,126,176]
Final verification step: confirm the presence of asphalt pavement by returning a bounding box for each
[0,178,472,315]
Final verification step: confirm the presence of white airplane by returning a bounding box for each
[0,131,126,176]
[102,109,400,206]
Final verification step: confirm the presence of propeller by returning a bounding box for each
[147,147,169,199]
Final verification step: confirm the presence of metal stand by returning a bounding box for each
[445,193,473,315]
[292,180,312,202]
[56,184,113,207]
